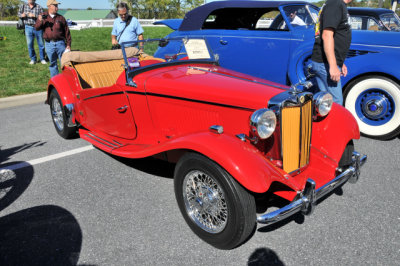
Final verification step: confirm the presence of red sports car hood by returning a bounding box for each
[142,64,288,110]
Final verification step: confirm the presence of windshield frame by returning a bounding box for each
[120,37,219,87]
[379,12,400,31]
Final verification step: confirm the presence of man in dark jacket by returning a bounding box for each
[311,0,353,105]
[35,0,71,77]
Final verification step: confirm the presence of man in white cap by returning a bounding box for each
[35,0,71,77]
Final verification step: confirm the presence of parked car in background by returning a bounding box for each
[348,7,400,31]
[47,37,366,249]
[155,1,400,140]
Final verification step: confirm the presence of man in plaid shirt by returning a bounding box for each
[18,0,47,65]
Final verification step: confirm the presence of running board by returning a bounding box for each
[79,129,125,152]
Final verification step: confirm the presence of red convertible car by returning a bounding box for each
[47,38,366,249]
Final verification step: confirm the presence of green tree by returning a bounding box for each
[87,7,93,10]
[0,0,21,19]
[108,0,203,19]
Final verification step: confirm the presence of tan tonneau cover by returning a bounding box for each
[61,47,142,67]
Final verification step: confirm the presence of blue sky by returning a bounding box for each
[34,0,318,10]
[35,0,113,9]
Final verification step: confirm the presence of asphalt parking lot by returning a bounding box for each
[0,100,399,265]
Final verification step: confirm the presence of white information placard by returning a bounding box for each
[184,39,211,59]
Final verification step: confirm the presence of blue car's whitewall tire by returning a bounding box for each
[344,76,400,140]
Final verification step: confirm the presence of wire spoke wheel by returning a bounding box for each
[49,89,77,139]
[51,96,64,131]
[174,153,256,249]
[183,170,228,233]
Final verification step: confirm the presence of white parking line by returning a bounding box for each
[0,145,94,171]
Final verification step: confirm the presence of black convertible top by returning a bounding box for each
[348,7,395,17]
[179,0,311,31]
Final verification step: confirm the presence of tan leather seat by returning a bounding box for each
[73,59,124,89]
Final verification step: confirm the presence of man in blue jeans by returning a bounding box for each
[18,0,46,65]
[311,0,353,105]
[35,0,71,77]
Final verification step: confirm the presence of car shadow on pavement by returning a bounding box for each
[248,247,285,266]
[109,154,175,179]
[0,162,34,212]
[0,141,46,163]
[0,205,84,266]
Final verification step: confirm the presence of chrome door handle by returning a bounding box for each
[117,105,128,113]
[220,39,228,45]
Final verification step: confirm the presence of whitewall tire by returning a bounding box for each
[344,76,400,140]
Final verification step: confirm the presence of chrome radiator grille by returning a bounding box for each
[281,99,312,173]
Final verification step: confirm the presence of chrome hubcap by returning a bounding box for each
[362,97,387,119]
[183,170,227,233]
[51,97,64,131]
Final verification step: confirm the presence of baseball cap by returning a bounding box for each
[47,0,61,6]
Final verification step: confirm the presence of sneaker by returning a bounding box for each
[29,60,35,65]
[40,60,47,64]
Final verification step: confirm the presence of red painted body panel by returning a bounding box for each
[78,86,137,140]
[311,103,360,164]
[51,60,359,201]
[47,67,78,105]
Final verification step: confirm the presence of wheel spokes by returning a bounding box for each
[183,170,228,233]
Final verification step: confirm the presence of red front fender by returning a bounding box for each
[312,103,360,163]
[113,132,301,193]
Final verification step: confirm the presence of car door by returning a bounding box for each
[206,29,292,85]
[78,84,137,140]
[183,8,293,85]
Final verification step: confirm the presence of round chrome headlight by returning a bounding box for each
[250,109,276,139]
[314,92,333,117]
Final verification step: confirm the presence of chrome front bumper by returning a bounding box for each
[257,151,367,225]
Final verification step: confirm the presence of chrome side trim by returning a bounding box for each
[257,151,367,225]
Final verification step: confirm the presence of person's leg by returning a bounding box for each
[25,25,36,62]
[311,61,328,92]
[326,64,343,105]
[35,29,46,62]
[55,40,66,61]
[311,61,343,105]
[45,41,59,77]
[51,40,66,76]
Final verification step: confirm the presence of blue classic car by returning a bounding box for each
[348,7,400,31]
[155,1,400,140]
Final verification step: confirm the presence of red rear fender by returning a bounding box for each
[47,70,76,106]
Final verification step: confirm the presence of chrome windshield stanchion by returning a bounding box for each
[257,151,367,225]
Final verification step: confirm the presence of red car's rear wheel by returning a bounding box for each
[49,89,77,139]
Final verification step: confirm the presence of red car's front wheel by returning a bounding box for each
[174,152,256,249]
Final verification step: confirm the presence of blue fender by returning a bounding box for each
[342,52,400,86]
[287,39,314,85]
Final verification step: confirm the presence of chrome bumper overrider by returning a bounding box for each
[257,151,367,225]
